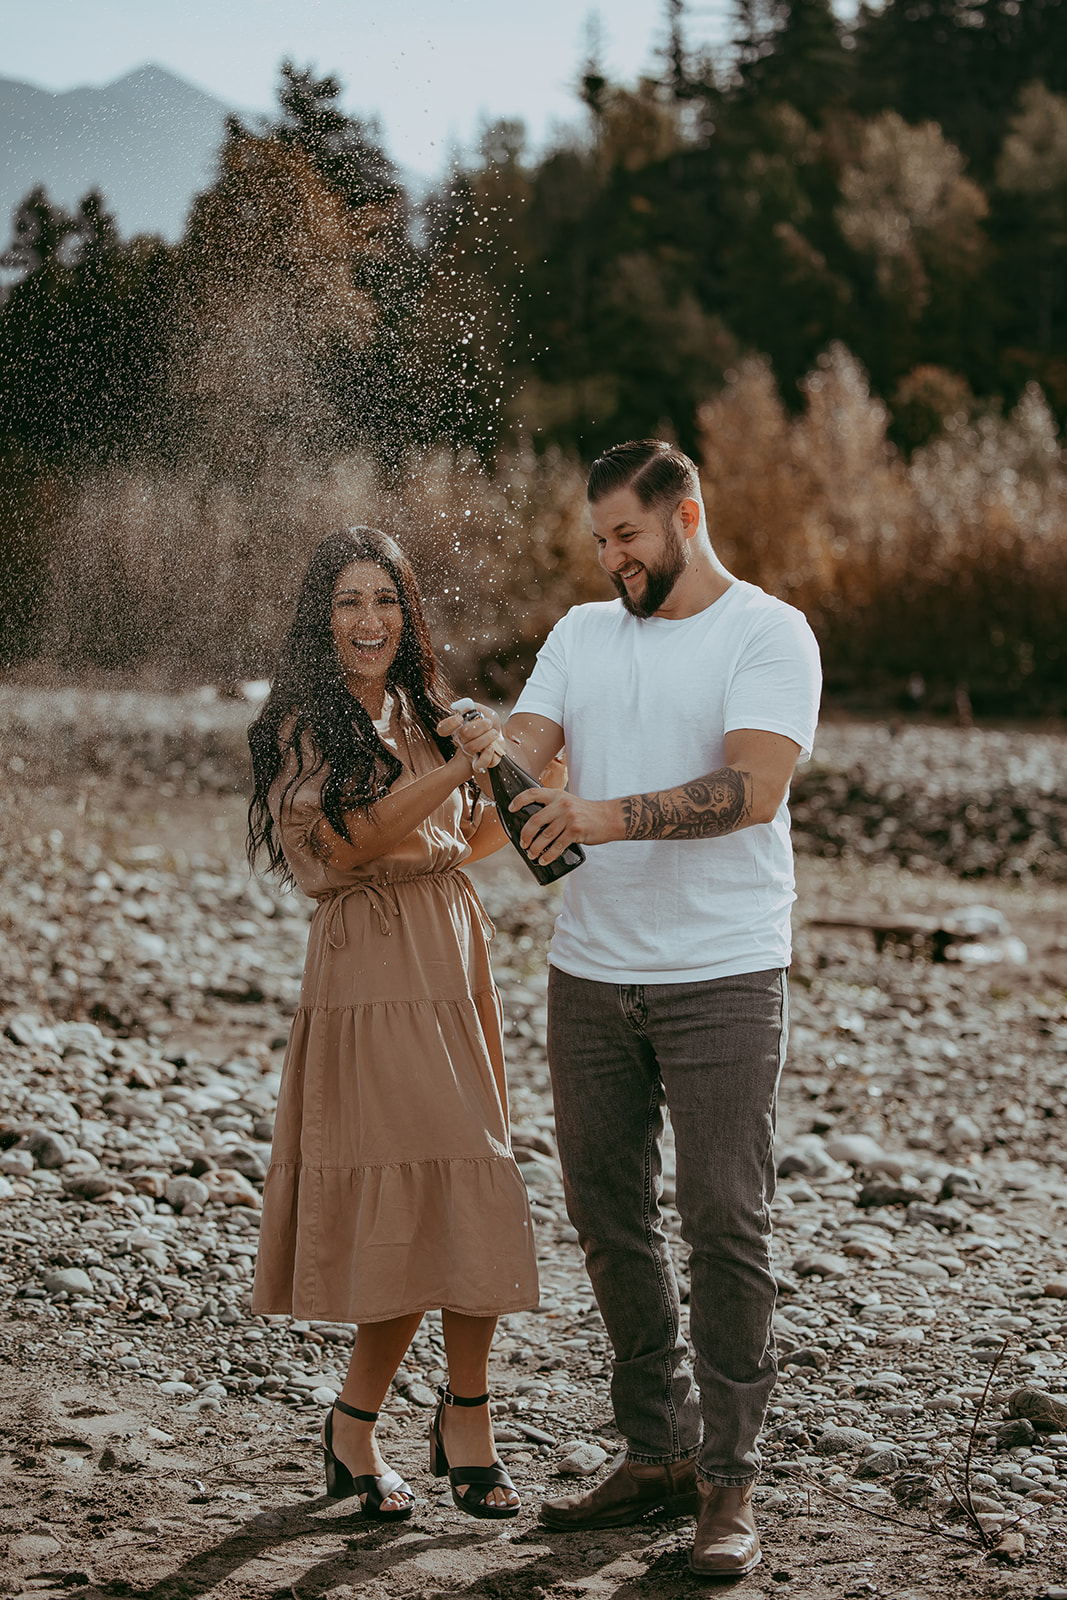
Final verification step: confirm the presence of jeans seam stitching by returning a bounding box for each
[642,1074,681,1459]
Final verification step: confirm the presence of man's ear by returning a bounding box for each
[676,496,702,541]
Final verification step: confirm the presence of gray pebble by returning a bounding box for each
[0,1149,34,1176]
[967,1493,1007,1513]
[996,1419,1036,1449]
[403,1381,439,1408]
[42,1267,94,1296]
[5,1014,58,1049]
[514,1422,558,1446]
[855,1448,905,1477]
[221,1145,267,1182]
[815,1427,873,1455]
[793,1252,850,1279]
[557,1441,609,1476]
[164,1175,210,1209]
[16,1127,73,1168]
[905,1202,959,1232]
[902,1259,951,1282]
[824,1134,887,1168]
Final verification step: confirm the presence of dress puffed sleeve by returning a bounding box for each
[268,727,335,891]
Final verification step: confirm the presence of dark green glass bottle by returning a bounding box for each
[454,702,585,886]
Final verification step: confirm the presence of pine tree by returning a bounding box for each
[854,0,1028,178]
[735,0,852,120]
[275,61,399,209]
[0,185,78,277]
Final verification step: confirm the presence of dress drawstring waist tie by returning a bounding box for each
[316,869,494,949]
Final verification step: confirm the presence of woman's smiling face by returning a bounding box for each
[331,560,404,711]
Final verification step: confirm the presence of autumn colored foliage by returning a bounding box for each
[1,8,1066,712]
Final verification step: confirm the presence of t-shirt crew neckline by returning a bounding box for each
[636,578,740,628]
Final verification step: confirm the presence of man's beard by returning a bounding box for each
[610,520,688,618]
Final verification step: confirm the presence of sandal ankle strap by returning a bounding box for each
[438,1384,490,1408]
[333,1399,379,1422]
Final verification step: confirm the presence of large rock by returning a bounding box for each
[15,1126,74,1168]
[164,1175,210,1210]
[824,1134,888,1169]
[1007,1388,1067,1431]
[203,1169,261,1208]
[557,1441,609,1476]
[43,1267,94,1296]
[815,1427,872,1455]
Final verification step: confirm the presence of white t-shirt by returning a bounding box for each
[512,581,822,985]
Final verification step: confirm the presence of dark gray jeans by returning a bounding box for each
[547,965,787,1486]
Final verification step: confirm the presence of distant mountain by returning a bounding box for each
[0,64,250,244]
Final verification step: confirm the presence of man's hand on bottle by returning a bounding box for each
[437,705,507,772]
[512,787,622,864]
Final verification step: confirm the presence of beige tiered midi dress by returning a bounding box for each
[251,703,539,1324]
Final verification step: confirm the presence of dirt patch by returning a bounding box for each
[1,709,1066,1599]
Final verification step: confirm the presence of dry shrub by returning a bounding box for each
[698,346,911,617]
[698,354,829,597]
[901,384,1067,700]
[698,347,1067,709]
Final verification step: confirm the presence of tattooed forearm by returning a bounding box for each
[621,766,753,840]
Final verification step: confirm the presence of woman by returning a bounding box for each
[248,528,539,1520]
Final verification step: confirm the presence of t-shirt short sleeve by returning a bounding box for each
[724,603,822,758]
[512,615,569,726]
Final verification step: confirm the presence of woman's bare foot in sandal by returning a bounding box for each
[323,1405,413,1514]
[439,1402,518,1511]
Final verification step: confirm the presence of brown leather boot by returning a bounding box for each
[540,1454,699,1529]
[688,1480,761,1576]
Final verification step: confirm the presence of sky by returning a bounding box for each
[0,0,738,177]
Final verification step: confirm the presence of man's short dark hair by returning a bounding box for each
[587,439,700,516]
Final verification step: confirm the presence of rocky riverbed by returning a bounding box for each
[0,693,1066,1600]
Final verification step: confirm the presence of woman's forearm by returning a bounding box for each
[314,751,475,870]
[463,802,510,863]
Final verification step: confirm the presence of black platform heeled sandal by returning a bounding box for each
[323,1398,415,1519]
[429,1385,520,1520]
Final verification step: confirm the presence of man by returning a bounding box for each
[446,439,821,1576]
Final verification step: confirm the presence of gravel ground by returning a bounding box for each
[0,692,1066,1600]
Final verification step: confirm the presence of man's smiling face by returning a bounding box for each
[589,486,690,618]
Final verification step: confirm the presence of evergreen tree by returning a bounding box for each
[854,0,1027,179]
[275,60,400,209]
[0,188,174,469]
[735,0,852,120]
[0,185,78,277]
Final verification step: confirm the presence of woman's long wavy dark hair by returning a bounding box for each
[247,528,457,880]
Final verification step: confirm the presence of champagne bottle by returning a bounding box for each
[452,700,585,886]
